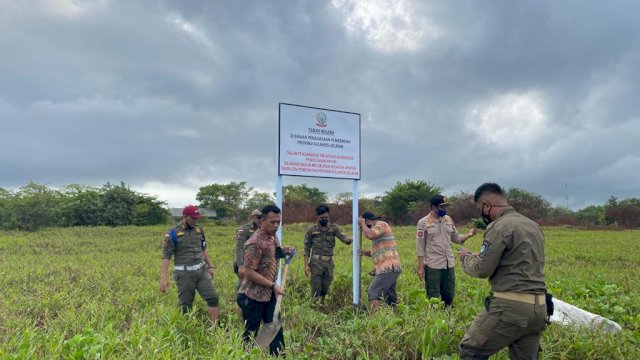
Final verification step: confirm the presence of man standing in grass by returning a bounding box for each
[237,204,295,356]
[160,205,219,326]
[358,211,402,311]
[303,204,352,306]
[458,183,547,359]
[235,209,263,290]
[416,195,478,307]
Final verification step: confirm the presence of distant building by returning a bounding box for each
[169,207,218,219]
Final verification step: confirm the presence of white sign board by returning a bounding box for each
[279,103,361,180]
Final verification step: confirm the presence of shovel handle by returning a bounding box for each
[272,263,289,321]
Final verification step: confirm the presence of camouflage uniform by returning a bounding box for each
[459,207,547,360]
[234,222,259,290]
[162,223,218,312]
[304,223,350,299]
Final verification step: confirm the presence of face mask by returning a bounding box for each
[437,209,447,217]
[481,203,492,225]
[319,219,328,227]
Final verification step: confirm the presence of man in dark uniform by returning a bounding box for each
[237,204,295,356]
[235,209,263,290]
[160,205,219,325]
[458,183,547,360]
[303,204,352,305]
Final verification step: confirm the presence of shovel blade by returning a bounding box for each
[255,319,282,348]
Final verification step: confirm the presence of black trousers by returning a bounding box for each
[236,292,285,355]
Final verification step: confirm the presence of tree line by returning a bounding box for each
[0,182,168,231]
[196,180,640,229]
[1,180,638,231]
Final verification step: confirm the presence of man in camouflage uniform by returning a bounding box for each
[304,204,352,305]
[237,205,295,356]
[160,205,219,325]
[458,183,547,360]
[416,195,478,307]
[235,209,262,290]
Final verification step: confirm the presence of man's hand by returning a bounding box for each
[358,249,371,257]
[468,227,478,237]
[273,284,285,296]
[458,248,472,262]
[417,266,425,281]
[304,264,311,277]
[345,236,353,245]
[358,217,366,227]
[238,266,245,278]
[208,266,215,279]
[160,277,168,293]
[284,246,296,255]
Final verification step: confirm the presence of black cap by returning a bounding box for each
[362,211,381,220]
[430,195,449,207]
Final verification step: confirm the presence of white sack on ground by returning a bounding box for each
[550,298,622,333]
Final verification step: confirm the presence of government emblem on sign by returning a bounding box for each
[316,112,327,127]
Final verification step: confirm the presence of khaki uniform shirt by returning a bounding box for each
[416,214,463,269]
[235,222,259,266]
[303,223,349,257]
[162,223,207,265]
[462,207,546,294]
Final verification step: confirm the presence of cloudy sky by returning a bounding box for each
[1,0,639,210]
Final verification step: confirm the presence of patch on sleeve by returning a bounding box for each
[479,242,490,256]
[417,230,424,239]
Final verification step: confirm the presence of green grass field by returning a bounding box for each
[1,224,639,359]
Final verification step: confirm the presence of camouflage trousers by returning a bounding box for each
[310,257,334,299]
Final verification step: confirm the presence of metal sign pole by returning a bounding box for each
[276,174,283,285]
[352,179,360,305]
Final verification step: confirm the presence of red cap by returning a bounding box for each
[183,205,202,219]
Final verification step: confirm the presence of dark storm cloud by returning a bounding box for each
[0,0,638,208]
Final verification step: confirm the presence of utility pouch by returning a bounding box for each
[233,261,238,274]
[484,296,491,311]
[545,291,554,320]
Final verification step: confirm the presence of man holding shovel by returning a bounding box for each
[236,204,295,356]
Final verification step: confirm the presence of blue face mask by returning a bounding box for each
[437,209,447,217]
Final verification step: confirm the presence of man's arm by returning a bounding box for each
[358,217,380,240]
[303,229,312,276]
[461,231,508,278]
[234,227,245,267]
[160,258,170,293]
[244,268,284,295]
[334,225,352,244]
[451,222,478,245]
[416,220,426,280]
[160,232,174,293]
[203,250,215,278]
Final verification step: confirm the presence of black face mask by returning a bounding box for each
[319,219,328,227]
[481,203,492,226]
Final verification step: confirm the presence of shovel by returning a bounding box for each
[255,249,296,348]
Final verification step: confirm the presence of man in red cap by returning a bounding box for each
[160,205,219,325]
